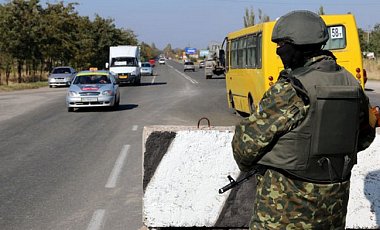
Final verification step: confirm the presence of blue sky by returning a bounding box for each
[3,0,380,49]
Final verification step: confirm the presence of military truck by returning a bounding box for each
[204,41,226,79]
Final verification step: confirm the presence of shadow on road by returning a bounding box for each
[71,104,138,112]
[119,82,167,87]
[364,169,380,228]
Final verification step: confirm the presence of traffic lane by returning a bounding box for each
[365,80,380,106]
[0,90,143,229]
[0,86,67,123]
[156,61,240,126]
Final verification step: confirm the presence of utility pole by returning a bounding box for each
[367,25,370,44]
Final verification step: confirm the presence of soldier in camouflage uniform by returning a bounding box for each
[232,10,377,229]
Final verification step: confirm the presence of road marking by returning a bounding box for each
[105,145,130,188]
[87,209,105,230]
[151,75,156,84]
[132,125,138,131]
[167,64,199,84]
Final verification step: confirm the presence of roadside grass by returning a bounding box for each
[0,81,48,92]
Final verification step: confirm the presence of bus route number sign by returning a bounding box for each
[330,26,343,39]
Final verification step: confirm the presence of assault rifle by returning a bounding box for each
[218,165,266,194]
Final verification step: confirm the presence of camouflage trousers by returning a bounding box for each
[250,169,350,230]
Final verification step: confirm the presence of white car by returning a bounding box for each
[158,58,166,64]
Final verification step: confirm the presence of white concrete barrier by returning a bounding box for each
[142,125,380,229]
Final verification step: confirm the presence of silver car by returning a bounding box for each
[184,61,195,72]
[141,62,153,76]
[66,70,120,112]
[48,66,76,87]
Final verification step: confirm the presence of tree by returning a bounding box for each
[369,24,380,57]
[140,42,153,61]
[163,43,173,58]
[0,0,43,83]
[258,8,270,23]
[243,7,255,27]
[0,0,140,82]
[40,2,79,70]
[317,6,325,15]
[243,7,269,27]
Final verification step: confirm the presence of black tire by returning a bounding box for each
[68,107,74,112]
[229,92,235,110]
[134,76,141,86]
[49,85,52,88]
[248,96,256,115]
[115,95,120,106]
[113,96,119,110]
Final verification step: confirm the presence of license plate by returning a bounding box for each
[81,97,98,102]
[119,75,128,79]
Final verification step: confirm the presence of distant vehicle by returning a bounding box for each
[205,42,225,79]
[48,66,76,88]
[184,61,195,72]
[106,45,141,85]
[141,62,153,76]
[199,61,205,68]
[158,58,166,65]
[66,70,120,112]
[149,59,156,67]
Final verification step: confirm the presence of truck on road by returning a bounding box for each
[106,45,141,85]
[205,42,225,79]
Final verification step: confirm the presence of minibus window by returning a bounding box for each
[238,38,245,68]
[247,35,257,68]
[257,33,262,68]
[324,25,347,50]
[231,40,239,68]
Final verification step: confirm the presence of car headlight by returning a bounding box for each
[102,90,113,96]
[68,91,78,96]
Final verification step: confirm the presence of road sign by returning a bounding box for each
[185,47,197,55]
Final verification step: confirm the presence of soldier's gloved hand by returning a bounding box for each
[370,106,380,128]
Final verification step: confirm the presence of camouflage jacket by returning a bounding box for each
[232,74,309,172]
[231,55,375,229]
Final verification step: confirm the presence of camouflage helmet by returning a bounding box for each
[271,10,329,46]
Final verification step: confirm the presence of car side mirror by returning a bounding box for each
[105,62,109,69]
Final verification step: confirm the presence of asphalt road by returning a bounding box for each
[0,60,241,230]
[1,62,380,230]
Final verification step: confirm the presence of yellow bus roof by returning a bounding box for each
[227,14,357,40]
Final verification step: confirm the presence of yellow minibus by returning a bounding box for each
[225,14,366,115]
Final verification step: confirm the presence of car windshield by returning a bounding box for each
[142,63,151,67]
[185,62,194,65]
[73,75,110,84]
[52,68,71,74]
[111,57,137,67]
